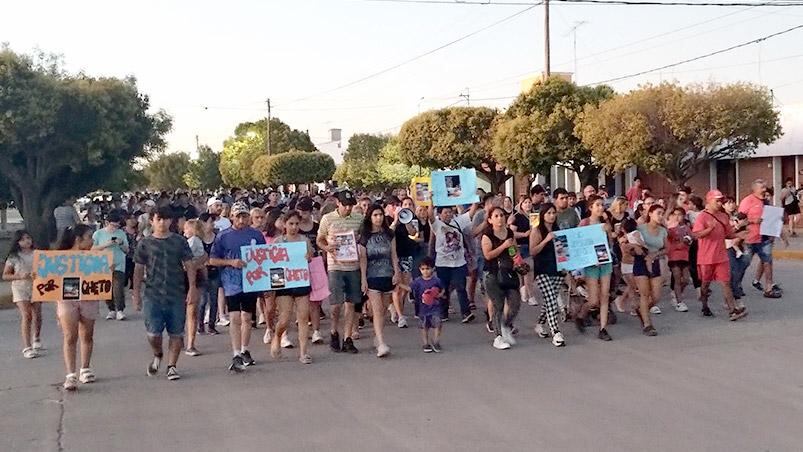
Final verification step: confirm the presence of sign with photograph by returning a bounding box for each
[410,176,432,207]
[430,168,480,207]
[553,224,612,272]
[241,242,310,293]
[31,250,114,302]
[332,231,359,262]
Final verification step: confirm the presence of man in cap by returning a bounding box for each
[317,190,363,353]
[207,197,232,232]
[693,190,747,321]
[209,202,267,371]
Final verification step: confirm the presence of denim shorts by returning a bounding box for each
[583,263,613,279]
[328,270,362,305]
[143,299,186,337]
[746,241,773,264]
[633,256,661,278]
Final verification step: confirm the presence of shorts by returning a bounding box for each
[143,299,186,337]
[57,300,100,321]
[621,263,634,275]
[275,286,312,298]
[328,270,361,305]
[367,277,394,294]
[698,262,730,283]
[419,313,442,329]
[226,292,258,315]
[11,282,32,303]
[633,257,661,278]
[583,262,613,279]
[398,256,414,273]
[668,260,689,269]
[746,241,773,264]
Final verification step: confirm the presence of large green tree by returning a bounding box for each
[398,106,510,192]
[220,117,317,187]
[0,47,170,245]
[494,77,615,186]
[252,151,335,186]
[334,135,423,190]
[577,82,782,187]
[184,144,223,190]
[144,151,192,190]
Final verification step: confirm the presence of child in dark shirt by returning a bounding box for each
[410,257,445,353]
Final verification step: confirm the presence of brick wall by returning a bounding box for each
[738,157,773,201]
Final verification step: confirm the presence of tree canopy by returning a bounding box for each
[494,77,614,186]
[144,152,192,190]
[184,144,223,190]
[577,82,782,186]
[252,151,335,187]
[0,47,170,245]
[333,135,422,190]
[398,106,509,191]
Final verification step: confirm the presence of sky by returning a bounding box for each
[3,0,803,163]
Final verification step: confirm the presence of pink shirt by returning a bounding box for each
[626,186,641,209]
[692,210,731,265]
[738,194,764,244]
[667,225,691,262]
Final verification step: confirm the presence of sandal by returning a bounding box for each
[729,308,748,321]
[79,368,96,384]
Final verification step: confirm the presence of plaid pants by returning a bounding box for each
[535,274,563,335]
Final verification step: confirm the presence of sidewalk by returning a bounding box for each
[772,234,803,260]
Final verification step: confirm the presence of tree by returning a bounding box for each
[144,152,192,190]
[252,151,335,187]
[494,77,615,186]
[398,106,510,191]
[333,134,423,190]
[219,117,317,187]
[184,144,223,190]
[577,82,782,187]
[0,47,170,246]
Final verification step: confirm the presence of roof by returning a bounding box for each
[752,104,803,158]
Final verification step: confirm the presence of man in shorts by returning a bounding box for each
[739,179,780,298]
[133,207,198,381]
[693,190,747,321]
[317,190,363,353]
[209,202,266,372]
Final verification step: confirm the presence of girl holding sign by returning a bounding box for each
[3,230,41,359]
[575,195,615,342]
[529,204,566,347]
[272,211,314,364]
[55,224,101,391]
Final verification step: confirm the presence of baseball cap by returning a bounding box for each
[207,197,221,207]
[706,190,724,202]
[336,190,356,206]
[297,197,314,211]
[231,202,250,216]
[143,199,156,208]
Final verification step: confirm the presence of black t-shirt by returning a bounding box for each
[203,237,219,280]
[395,223,417,258]
[482,228,515,274]
[300,221,320,256]
[173,204,199,220]
[511,212,530,245]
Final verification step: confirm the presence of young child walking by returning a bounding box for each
[3,230,41,358]
[410,257,445,353]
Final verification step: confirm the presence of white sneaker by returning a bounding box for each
[281,332,294,348]
[216,315,230,327]
[105,311,116,320]
[79,368,96,384]
[311,330,324,344]
[534,324,549,338]
[397,315,408,328]
[258,314,266,325]
[527,297,539,306]
[376,343,391,358]
[22,347,38,359]
[116,311,126,321]
[389,306,398,324]
[552,332,566,347]
[63,374,78,391]
[649,305,662,314]
[32,339,43,351]
[493,336,511,350]
[675,301,689,312]
[501,326,517,346]
[263,329,272,345]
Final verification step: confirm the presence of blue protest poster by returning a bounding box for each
[431,168,481,207]
[554,224,612,272]
[241,242,310,293]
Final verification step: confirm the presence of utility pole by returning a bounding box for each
[544,0,551,77]
[460,88,470,106]
[266,98,272,156]
[195,134,199,154]
[567,20,588,83]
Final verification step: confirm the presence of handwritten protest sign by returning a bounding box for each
[554,224,612,272]
[241,242,310,293]
[410,176,432,206]
[431,168,480,207]
[32,250,114,302]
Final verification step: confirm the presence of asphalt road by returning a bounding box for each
[1,261,802,452]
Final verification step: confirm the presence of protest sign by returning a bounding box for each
[32,250,114,302]
[332,231,358,262]
[410,176,432,206]
[553,224,612,272]
[760,205,784,237]
[241,242,310,293]
[308,256,331,302]
[431,168,480,207]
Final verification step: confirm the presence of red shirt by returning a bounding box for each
[738,194,764,244]
[667,225,691,261]
[626,186,641,209]
[692,210,732,265]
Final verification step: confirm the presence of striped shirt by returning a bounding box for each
[318,210,363,272]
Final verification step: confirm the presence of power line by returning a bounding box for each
[361,0,803,6]
[588,23,803,85]
[287,3,539,104]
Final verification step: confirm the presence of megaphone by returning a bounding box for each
[398,208,414,224]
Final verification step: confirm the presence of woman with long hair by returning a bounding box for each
[481,206,522,350]
[56,224,101,390]
[198,213,220,335]
[260,208,286,346]
[509,196,537,306]
[529,203,565,347]
[634,204,667,336]
[359,204,400,358]
[390,197,417,329]
[575,195,614,341]
[271,211,315,364]
[3,230,41,358]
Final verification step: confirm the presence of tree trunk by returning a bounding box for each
[576,165,601,188]
[19,186,57,249]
